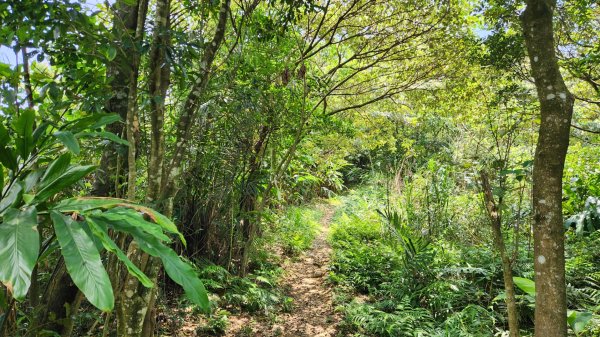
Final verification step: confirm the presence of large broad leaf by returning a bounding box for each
[125,205,185,245]
[0,182,24,215]
[77,131,129,146]
[159,246,209,312]
[87,213,207,310]
[53,197,128,212]
[50,211,114,311]
[13,109,35,159]
[32,165,95,204]
[125,228,208,311]
[86,218,153,288]
[23,169,43,193]
[0,123,9,146]
[567,310,594,334]
[89,208,171,243]
[39,153,72,190]
[0,207,39,300]
[54,197,185,244]
[32,121,50,144]
[0,146,17,171]
[513,277,536,297]
[68,113,121,133]
[90,114,122,130]
[53,131,80,155]
[92,215,210,312]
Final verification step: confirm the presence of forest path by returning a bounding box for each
[225,203,340,337]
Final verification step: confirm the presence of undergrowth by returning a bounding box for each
[191,203,326,335]
[275,205,323,256]
[328,183,600,337]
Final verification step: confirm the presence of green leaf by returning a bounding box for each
[123,205,185,245]
[22,194,34,204]
[567,311,593,334]
[513,277,535,297]
[32,122,50,144]
[53,197,185,244]
[105,46,117,61]
[89,114,121,129]
[0,182,24,215]
[160,247,209,312]
[86,212,207,310]
[0,207,39,300]
[13,110,35,138]
[53,131,80,155]
[13,109,35,159]
[132,230,209,311]
[79,221,104,253]
[88,208,171,243]
[47,83,62,102]
[0,63,11,78]
[32,165,95,204]
[0,123,9,146]
[77,131,129,146]
[52,197,128,212]
[69,113,121,133]
[39,153,72,190]
[86,218,153,288]
[50,211,114,311]
[0,146,18,171]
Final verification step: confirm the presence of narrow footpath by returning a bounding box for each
[225,204,340,337]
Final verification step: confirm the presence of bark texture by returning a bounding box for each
[36,260,83,336]
[521,1,574,336]
[93,0,146,197]
[480,172,520,337]
[115,0,162,335]
[146,0,171,203]
[160,0,231,202]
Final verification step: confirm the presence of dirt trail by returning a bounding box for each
[225,204,340,337]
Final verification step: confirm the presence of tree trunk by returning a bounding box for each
[114,0,156,335]
[480,172,520,337]
[146,0,171,204]
[93,0,145,198]
[159,0,231,202]
[520,1,574,336]
[117,0,230,333]
[36,260,83,336]
[239,125,270,275]
[116,242,159,337]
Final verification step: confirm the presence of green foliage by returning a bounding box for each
[567,310,594,335]
[331,241,400,294]
[328,186,533,335]
[198,263,291,316]
[276,206,322,255]
[438,305,497,337]
[196,309,230,336]
[513,277,535,297]
[564,197,600,236]
[0,207,39,300]
[0,109,209,313]
[340,298,435,337]
[1,0,599,334]
[51,211,114,311]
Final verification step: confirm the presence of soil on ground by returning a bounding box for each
[224,204,340,337]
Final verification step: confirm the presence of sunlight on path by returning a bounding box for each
[226,203,340,337]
